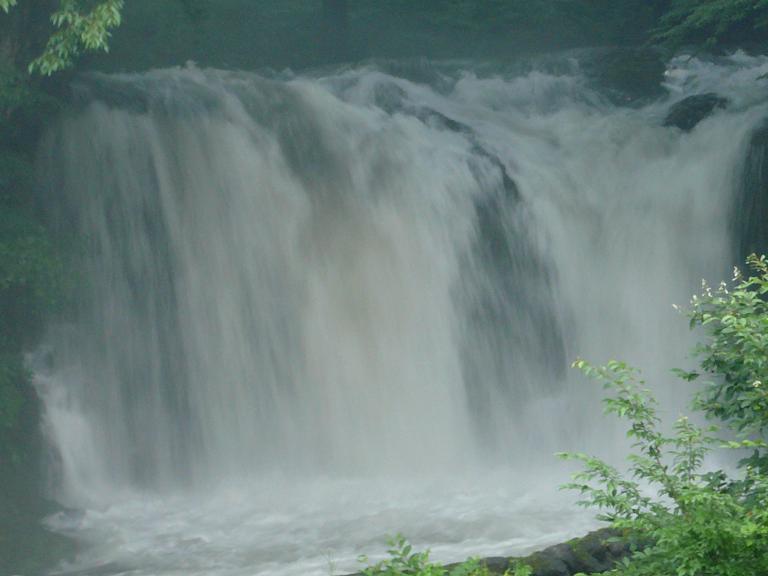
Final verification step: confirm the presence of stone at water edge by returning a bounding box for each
[508,528,634,576]
[346,528,636,576]
[663,93,729,132]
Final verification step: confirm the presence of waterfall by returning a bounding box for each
[34,53,768,575]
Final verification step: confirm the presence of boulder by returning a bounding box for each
[347,528,637,576]
[736,120,768,259]
[517,529,635,576]
[663,93,729,132]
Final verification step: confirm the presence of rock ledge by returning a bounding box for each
[347,528,635,576]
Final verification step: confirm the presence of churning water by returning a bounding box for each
[34,52,768,575]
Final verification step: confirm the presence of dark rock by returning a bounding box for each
[417,108,474,135]
[517,529,633,576]
[526,544,573,576]
[663,93,729,132]
[53,562,128,576]
[345,528,636,576]
[479,557,511,573]
[370,81,408,115]
[735,119,768,259]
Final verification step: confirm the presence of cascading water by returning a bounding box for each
[33,52,768,575]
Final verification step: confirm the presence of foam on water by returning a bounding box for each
[44,474,593,576]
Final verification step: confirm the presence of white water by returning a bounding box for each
[34,53,768,575]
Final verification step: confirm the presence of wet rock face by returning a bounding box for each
[663,93,729,132]
[515,529,634,576]
[736,120,768,259]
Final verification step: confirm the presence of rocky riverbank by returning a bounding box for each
[347,529,635,576]
[471,528,633,576]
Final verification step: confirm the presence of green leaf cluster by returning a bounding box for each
[1,0,124,76]
[688,255,768,452]
[358,535,532,576]
[0,0,18,12]
[31,0,124,75]
[653,0,768,50]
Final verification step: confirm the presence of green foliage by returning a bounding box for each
[31,0,124,75]
[4,0,761,76]
[507,562,532,576]
[0,0,18,13]
[686,255,768,443]
[561,255,768,575]
[1,0,124,75]
[653,0,768,50]
[357,535,530,576]
[562,360,768,576]
[562,255,768,576]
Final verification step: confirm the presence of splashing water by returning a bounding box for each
[34,52,768,575]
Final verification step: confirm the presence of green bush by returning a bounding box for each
[561,255,768,575]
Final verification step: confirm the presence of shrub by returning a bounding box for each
[686,254,768,470]
[561,360,768,576]
[357,535,532,576]
[561,255,768,575]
